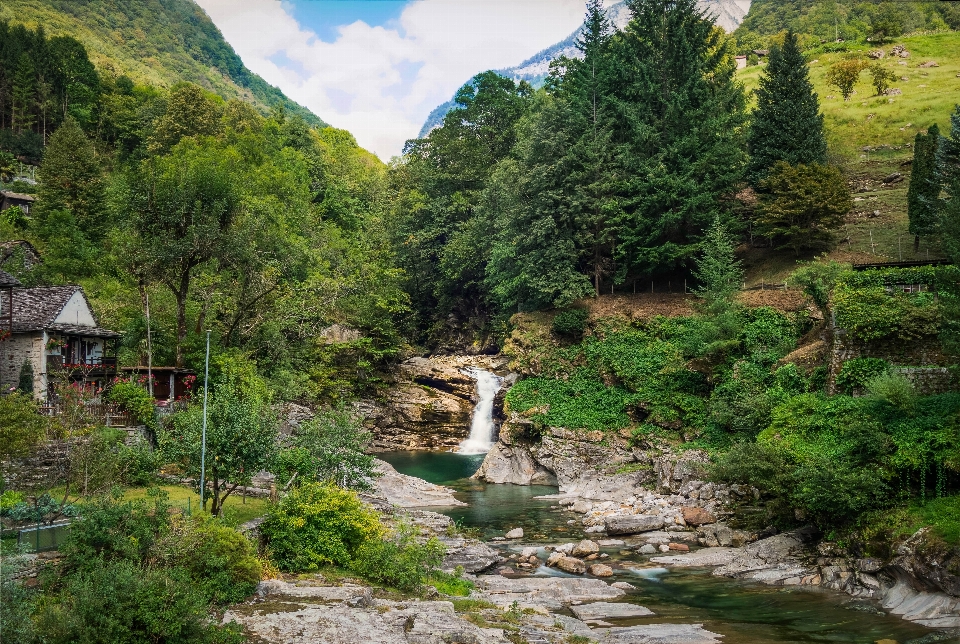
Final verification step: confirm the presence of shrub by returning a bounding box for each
[0,490,25,514]
[259,483,383,571]
[552,308,589,338]
[0,392,46,459]
[177,517,261,604]
[33,560,245,644]
[107,380,157,430]
[836,358,890,393]
[428,567,474,596]
[116,442,162,486]
[866,371,916,409]
[351,522,446,592]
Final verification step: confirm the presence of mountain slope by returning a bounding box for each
[0,0,326,127]
[418,0,749,137]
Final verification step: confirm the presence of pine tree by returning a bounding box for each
[12,53,37,134]
[608,0,747,278]
[939,106,960,264]
[693,216,743,311]
[36,116,104,234]
[747,31,826,184]
[17,360,34,394]
[907,124,941,252]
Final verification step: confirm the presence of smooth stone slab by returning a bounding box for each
[600,623,723,643]
[477,575,625,609]
[570,602,654,621]
[651,547,738,567]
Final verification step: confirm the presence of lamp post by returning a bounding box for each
[199,330,211,510]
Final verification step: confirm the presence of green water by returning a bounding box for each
[381,450,957,644]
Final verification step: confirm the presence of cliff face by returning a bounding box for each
[363,356,511,452]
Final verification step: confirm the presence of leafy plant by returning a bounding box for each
[107,379,157,430]
[836,358,890,393]
[825,58,868,100]
[552,308,589,339]
[351,521,446,593]
[867,63,897,96]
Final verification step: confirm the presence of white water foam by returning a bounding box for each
[457,367,503,454]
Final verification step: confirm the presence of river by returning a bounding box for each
[380,450,948,644]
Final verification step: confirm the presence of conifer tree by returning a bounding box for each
[907,124,941,252]
[939,106,960,263]
[746,31,826,184]
[693,216,743,311]
[36,116,104,234]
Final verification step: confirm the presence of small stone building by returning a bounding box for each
[0,190,36,216]
[0,284,120,399]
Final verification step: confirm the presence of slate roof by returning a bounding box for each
[1,191,36,202]
[0,269,20,288]
[11,286,120,338]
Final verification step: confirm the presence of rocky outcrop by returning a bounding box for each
[471,442,556,485]
[364,356,512,451]
[369,459,466,507]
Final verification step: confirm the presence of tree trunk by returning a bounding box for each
[914,235,920,254]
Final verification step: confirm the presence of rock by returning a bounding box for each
[442,543,501,574]
[919,61,939,68]
[668,543,690,552]
[681,507,716,526]
[639,544,657,555]
[857,558,882,573]
[556,556,587,574]
[885,88,903,96]
[651,547,739,567]
[868,49,885,59]
[882,172,904,184]
[370,460,466,507]
[572,539,600,557]
[555,543,575,555]
[572,499,594,513]
[891,45,910,58]
[505,528,524,539]
[571,602,654,621]
[605,515,665,535]
[598,539,626,547]
[659,545,671,553]
[477,575,625,610]
[588,564,614,577]
[520,547,539,559]
[472,443,557,485]
[546,551,565,567]
[612,581,637,590]
[601,623,723,643]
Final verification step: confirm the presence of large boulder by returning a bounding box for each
[572,539,600,558]
[370,460,466,507]
[605,515,665,535]
[556,556,587,574]
[442,542,501,574]
[681,507,716,526]
[472,443,556,485]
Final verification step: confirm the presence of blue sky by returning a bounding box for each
[284,0,407,42]
[195,0,602,158]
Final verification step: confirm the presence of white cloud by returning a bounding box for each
[194,0,590,159]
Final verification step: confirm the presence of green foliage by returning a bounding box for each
[757,161,851,255]
[825,58,868,100]
[908,124,941,245]
[107,379,157,430]
[32,560,245,644]
[746,31,827,184]
[833,283,940,342]
[867,63,898,96]
[36,117,104,233]
[0,490,25,512]
[351,522,446,593]
[17,359,34,393]
[693,217,744,311]
[288,407,380,491]
[175,517,262,604]
[787,259,852,317]
[0,392,45,459]
[259,483,383,572]
[506,369,635,432]
[552,308,589,339]
[162,376,278,515]
[116,442,162,486]
[865,370,916,409]
[836,358,890,393]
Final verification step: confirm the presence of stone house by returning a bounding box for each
[0,190,36,216]
[0,282,120,399]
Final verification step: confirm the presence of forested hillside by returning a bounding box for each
[0,0,324,132]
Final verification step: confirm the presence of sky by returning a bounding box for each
[194,0,595,160]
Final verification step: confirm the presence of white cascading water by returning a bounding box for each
[457,367,503,454]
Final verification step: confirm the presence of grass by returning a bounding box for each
[735,31,960,285]
[426,570,475,597]
[856,495,960,553]
[451,599,497,612]
[49,484,270,527]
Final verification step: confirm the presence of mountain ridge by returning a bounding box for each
[0,0,327,128]
[418,0,749,138]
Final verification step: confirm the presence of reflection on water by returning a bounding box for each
[378,450,579,540]
[381,450,953,644]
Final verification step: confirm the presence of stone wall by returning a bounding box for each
[0,331,43,393]
[828,328,953,395]
[2,439,73,490]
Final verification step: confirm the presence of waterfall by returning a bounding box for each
[457,367,503,454]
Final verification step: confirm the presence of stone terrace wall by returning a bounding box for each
[829,329,953,395]
[2,439,73,490]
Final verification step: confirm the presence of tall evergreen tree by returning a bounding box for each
[907,124,941,252]
[36,116,104,232]
[693,216,743,311]
[746,31,826,185]
[939,107,960,264]
[608,0,747,279]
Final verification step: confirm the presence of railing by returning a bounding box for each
[38,402,136,428]
[17,521,71,552]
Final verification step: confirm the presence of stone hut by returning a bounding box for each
[0,190,36,216]
[0,285,120,399]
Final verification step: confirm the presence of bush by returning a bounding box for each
[552,308,589,338]
[866,371,916,409]
[0,392,46,459]
[351,522,446,593]
[259,483,383,571]
[176,517,262,604]
[836,358,890,393]
[107,380,157,430]
[32,560,245,644]
[427,567,474,596]
[0,490,25,514]
[116,442,162,486]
